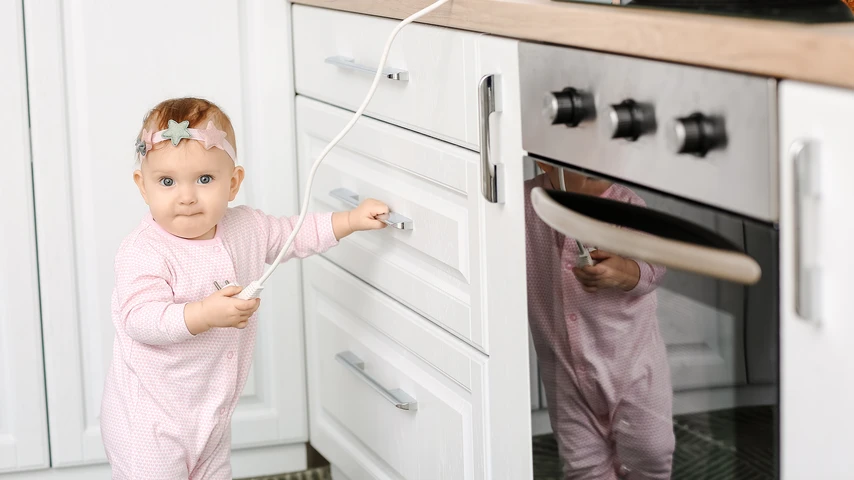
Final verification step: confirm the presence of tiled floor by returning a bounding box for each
[236,444,331,480]
[533,406,777,479]
[241,406,775,480]
[237,467,331,480]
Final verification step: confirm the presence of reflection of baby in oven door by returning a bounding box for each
[525,163,675,480]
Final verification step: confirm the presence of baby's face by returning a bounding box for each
[134,139,243,240]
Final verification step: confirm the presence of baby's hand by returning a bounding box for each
[348,198,389,232]
[572,250,640,293]
[185,286,261,334]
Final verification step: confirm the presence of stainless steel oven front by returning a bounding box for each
[519,42,779,479]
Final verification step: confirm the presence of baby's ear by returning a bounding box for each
[133,170,149,205]
[229,166,245,201]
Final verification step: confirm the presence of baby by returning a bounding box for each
[525,163,675,480]
[99,97,388,479]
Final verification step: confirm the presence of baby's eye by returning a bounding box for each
[198,175,214,185]
[159,177,174,187]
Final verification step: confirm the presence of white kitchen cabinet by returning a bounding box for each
[0,1,50,473]
[295,9,532,480]
[474,34,533,478]
[303,257,490,479]
[779,81,854,480]
[293,5,480,150]
[295,96,489,351]
[20,0,306,477]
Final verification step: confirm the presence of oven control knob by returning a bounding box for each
[608,100,655,141]
[668,113,726,156]
[543,88,593,127]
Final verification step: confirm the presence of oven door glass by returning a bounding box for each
[524,156,779,479]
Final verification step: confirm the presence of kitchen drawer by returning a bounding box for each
[303,256,487,480]
[292,5,480,149]
[296,96,488,352]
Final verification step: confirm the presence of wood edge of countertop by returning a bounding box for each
[291,0,854,90]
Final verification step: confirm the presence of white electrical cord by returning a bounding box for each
[235,0,451,300]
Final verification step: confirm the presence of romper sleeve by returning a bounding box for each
[616,185,667,296]
[114,240,195,345]
[250,209,339,265]
[627,260,666,296]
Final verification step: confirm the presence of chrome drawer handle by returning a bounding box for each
[336,351,418,411]
[791,140,821,323]
[478,74,503,203]
[325,55,409,82]
[329,187,413,230]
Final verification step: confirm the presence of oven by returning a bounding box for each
[519,42,780,479]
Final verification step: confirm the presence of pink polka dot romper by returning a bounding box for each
[100,206,338,480]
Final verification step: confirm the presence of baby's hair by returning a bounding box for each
[138,97,237,156]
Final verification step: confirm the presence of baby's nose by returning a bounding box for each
[177,186,197,204]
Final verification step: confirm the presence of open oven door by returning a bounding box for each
[530,186,762,285]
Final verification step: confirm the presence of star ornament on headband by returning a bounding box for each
[135,119,239,165]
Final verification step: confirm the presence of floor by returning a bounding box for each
[533,406,777,480]
[237,468,331,480]
[239,407,775,480]
[237,445,332,480]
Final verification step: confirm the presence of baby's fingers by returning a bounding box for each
[572,267,598,283]
[215,285,243,297]
[581,265,606,276]
[364,198,389,214]
[234,298,260,312]
[367,216,388,230]
[231,310,253,328]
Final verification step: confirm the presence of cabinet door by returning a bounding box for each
[0,0,51,472]
[23,0,303,468]
[475,35,533,478]
[779,81,854,480]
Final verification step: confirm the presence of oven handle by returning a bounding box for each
[530,186,762,285]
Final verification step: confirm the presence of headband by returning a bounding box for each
[135,119,238,165]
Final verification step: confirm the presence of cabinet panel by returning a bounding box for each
[779,81,854,480]
[293,5,480,149]
[304,257,486,480]
[296,97,486,351]
[23,0,303,468]
[474,35,533,478]
[0,0,50,472]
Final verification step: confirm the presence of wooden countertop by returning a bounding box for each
[292,0,854,89]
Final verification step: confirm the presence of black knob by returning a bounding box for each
[608,100,655,141]
[543,88,593,127]
[667,113,726,157]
